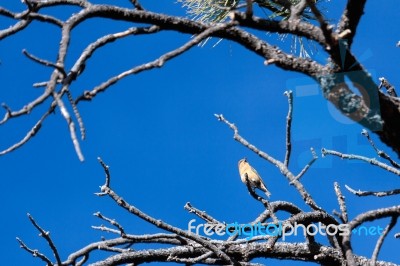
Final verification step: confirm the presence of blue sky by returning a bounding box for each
[0,1,399,265]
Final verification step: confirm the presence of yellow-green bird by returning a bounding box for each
[238,158,271,198]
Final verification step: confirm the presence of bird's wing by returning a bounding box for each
[241,172,249,183]
[250,165,260,176]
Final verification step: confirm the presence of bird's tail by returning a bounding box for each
[260,183,271,198]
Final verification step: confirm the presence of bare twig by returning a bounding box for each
[289,0,307,20]
[70,25,160,88]
[27,213,62,266]
[16,237,53,265]
[94,212,126,237]
[0,19,30,40]
[168,251,214,264]
[65,89,86,140]
[348,205,400,233]
[33,81,51,88]
[283,90,293,167]
[379,77,398,97]
[371,216,398,265]
[245,0,253,17]
[337,0,367,48]
[345,185,400,197]
[321,148,400,176]
[129,0,144,10]
[333,210,345,224]
[184,202,223,225]
[97,157,111,188]
[334,182,348,223]
[293,147,317,182]
[22,49,66,76]
[361,129,400,169]
[0,104,55,156]
[92,225,122,235]
[52,91,84,161]
[97,244,132,253]
[27,12,64,27]
[0,87,53,125]
[0,7,17,18]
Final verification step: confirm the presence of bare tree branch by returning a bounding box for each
[66,89,85,140]
[77,22,236,103]
[321,148,400,176]
[342,205,400,266]
[27,213,62,266]
[334,182,348,224]
[337,0,367,48]
[229,10,325,45]
[22,49,66,76]
[293,147,317,182]
[284,90,293,167]
[0,104,55,156]
[184,202,223,226]
[348,205,400,231]
[379,77,398,97]
[361,129,400,169]
[305,0,334,51]
[93,212,126,237]
[289,0,307,20]
[16,237,53,266]
[97,159,240,266]
[52,90,85,161]
[371,216,398,265]
[70,25,161,86]
[345,185,400,197]
[129,0,144,10]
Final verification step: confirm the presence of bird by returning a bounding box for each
[238,158,271,198]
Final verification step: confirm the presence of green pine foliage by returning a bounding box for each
[177,0,327,57]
